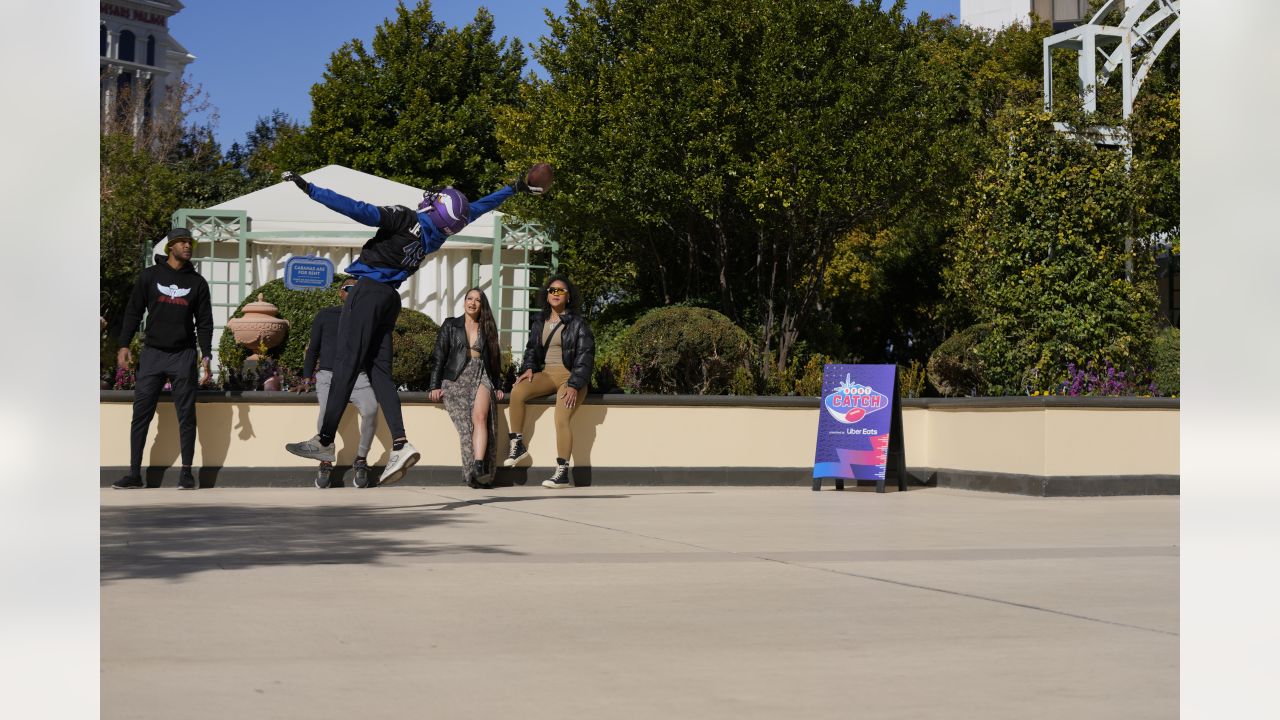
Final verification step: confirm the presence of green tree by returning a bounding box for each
[226,110,325,192]
[944,112,1160,394]
[100,80,251,344]
[498,0,953,376]
[813,16,1054,366]
[304,1,526,196]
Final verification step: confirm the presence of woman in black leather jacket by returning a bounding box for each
[429,288,506,488]
[504,275,595,489]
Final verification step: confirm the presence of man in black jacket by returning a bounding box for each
[112,228,214,490]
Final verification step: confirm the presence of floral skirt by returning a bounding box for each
[441,356,496,479]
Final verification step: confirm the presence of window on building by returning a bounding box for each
[1053,0,1088,23]
[143,77,153,122]
[113,72,134,123]
[119,30,135,62]
[100,24,107,56]
[1033,0,1053,23]
[146,35,156,66]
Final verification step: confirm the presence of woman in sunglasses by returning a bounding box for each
[429,288,505,489]
[504,276,595,488]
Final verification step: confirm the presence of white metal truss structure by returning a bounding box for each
[1043,0,1181,143]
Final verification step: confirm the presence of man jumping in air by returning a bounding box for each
[281,164,553,485]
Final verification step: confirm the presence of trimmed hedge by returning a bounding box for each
[613,306,754,394]
[1150,327,1179,397]
[390,307,439,391]
[927,323,991,397]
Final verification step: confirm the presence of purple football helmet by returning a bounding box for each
[418,187,471,236]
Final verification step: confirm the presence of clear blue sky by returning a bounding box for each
[170,1,960,151]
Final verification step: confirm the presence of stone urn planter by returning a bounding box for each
[226,294,290,354]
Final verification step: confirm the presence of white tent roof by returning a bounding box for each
[157,165,501,253]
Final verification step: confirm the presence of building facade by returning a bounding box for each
[100,1,194,133]
[962,0,1097,32]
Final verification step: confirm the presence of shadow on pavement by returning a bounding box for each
[101,502,516,584]
[401,493,642,512]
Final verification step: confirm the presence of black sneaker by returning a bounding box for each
[112,474,143,490]
[542,463,572,489]
[316,462,333,489]
[178,469,196,490]
[476,457,495,487]
[466,460,493,490]
[353,459,370,489]
[504,437,530,467]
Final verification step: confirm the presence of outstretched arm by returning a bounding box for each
[283,171,381,227]
[468,185,516,221]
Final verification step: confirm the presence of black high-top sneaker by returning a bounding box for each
[542,461,572,489]
[178,468,196,490]
[504,436,530,467]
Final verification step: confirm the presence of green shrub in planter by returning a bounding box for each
[927,323,991,397]
[1150,327,1179,396]
[217,277,438,390]
[613,306,754,394]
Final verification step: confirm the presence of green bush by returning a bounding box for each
[1149,327,1179,396]
[944,112,1160,395]
[927,323,991,397]
[391,308,439,391]
[613,306,754,394]
[589,316,633,393]
[217,276,438,390]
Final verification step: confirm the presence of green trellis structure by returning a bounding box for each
[477,215,559,357]
[151,208,556,364]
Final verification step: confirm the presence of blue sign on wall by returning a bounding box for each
[284,256,335,291]
[812,364,904,492]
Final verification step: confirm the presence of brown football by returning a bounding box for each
[526,162,554,191]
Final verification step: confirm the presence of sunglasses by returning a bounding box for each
[546,287,568,296]
[340,285,356,292]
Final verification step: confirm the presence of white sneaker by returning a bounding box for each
[379,442,420,485]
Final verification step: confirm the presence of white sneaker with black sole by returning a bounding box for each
[379,442,420,486]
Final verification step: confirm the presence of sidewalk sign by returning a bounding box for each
[284,256,335,291]
[812,363,906,493]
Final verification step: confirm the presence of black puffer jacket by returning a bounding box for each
[429,317,503,391]
[520,312,595,390]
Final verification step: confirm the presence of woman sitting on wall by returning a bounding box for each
[504,275,595,489]
[429,288,506,489]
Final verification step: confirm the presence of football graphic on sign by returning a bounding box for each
[822,374,889,425]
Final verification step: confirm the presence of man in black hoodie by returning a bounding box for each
[112,228,214,490]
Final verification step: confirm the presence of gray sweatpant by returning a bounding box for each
[315,369,378,457]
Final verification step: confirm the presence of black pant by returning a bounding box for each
[130,347,198,475]
[320,278,405,444]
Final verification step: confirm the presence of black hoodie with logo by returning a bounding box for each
[117,257,214,357]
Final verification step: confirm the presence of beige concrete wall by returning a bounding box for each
[101,399,1179,477]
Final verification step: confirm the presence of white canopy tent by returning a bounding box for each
[160,165,555,369]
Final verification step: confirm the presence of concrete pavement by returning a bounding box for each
[101,486,1178,719]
